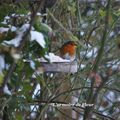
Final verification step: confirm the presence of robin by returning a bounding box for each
[60,41,77,61]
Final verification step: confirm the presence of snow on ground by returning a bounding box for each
[30,31,46,48]
[107,59,120,69]
[105,91,116,103]
[2,24,30,47]
[80,47,98,58]
[1,24,46,48]
[0,55,5,73]
[30,84,41,118]
[32,84,41,99]
[80,64,86,69]
[3,85,12,95]
[0,26,17,33]
[10,26,17,31]
[0,27,9,33]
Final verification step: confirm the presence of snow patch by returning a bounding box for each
[12,53,21,60]
[38,53,70,63]
[3,24,30,47]
[3,85,12,95]
[0,27,9,33]
[80,47,98,58]
[10,26,17,31]
[30,31,46,48]
[106,91,115,102]
[32,84,41,99]
[107,59,120,69]
[82,23,88,29]
[5,16,10,20]
[80,31,84,36]
[87,10,94,16]
[0,55,5,73]
[80,64,86,69]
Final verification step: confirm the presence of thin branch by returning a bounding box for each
[76,0,82,39]
[50,86,120,102]
[56,108,76,120]
[1,61,16,88]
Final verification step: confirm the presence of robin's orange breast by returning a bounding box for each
[60,44,76,57]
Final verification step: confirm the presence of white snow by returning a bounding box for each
[32,84,41,99]
[36,12,41,16]
[38,53,70,63]
[87,47,97,57]
[3,85,12,95]
[0,55,5,73]
[23,53,70,63]
[11,13,16,17]
[5,16,10,19]
[92,31,96,36]
[80,31,84,36]
[30,60,36,70]
[10,26,17,31]
[30,31,46,48]
[106,91,115,102]
[80,64,86,69]
[109,31,115,37]
[0,27,9,33]
[107,59,120,69]
[91,20,96,25]
[1,21,7,24]
[3,36,21,47]
[20,24,30,32]
[3,24,30,47]
[11,53,21,60]
[80,47,98,58]
[87,10,94,16]
[82,23,88,29]
[30,109,38,118]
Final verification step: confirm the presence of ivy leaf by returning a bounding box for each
[0,73,4,86]
[99,9,106,17]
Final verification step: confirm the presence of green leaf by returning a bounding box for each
[40,23,52,33]
[34,22,52,34]
[5,30,16,40]
[25,62,34,78]
[0,73,4,86]
[99,9,106,17]
[0,4,14,22]
[16,113,23,120]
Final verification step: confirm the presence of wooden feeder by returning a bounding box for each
[40,61,78,73]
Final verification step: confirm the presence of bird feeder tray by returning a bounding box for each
[40,61,78,73]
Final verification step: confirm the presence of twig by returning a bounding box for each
[76,0,82,39]
[56,108,76,120]
[50,86,120,102]
[1,61,16,88]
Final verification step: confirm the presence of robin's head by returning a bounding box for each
[63,41,77,48]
